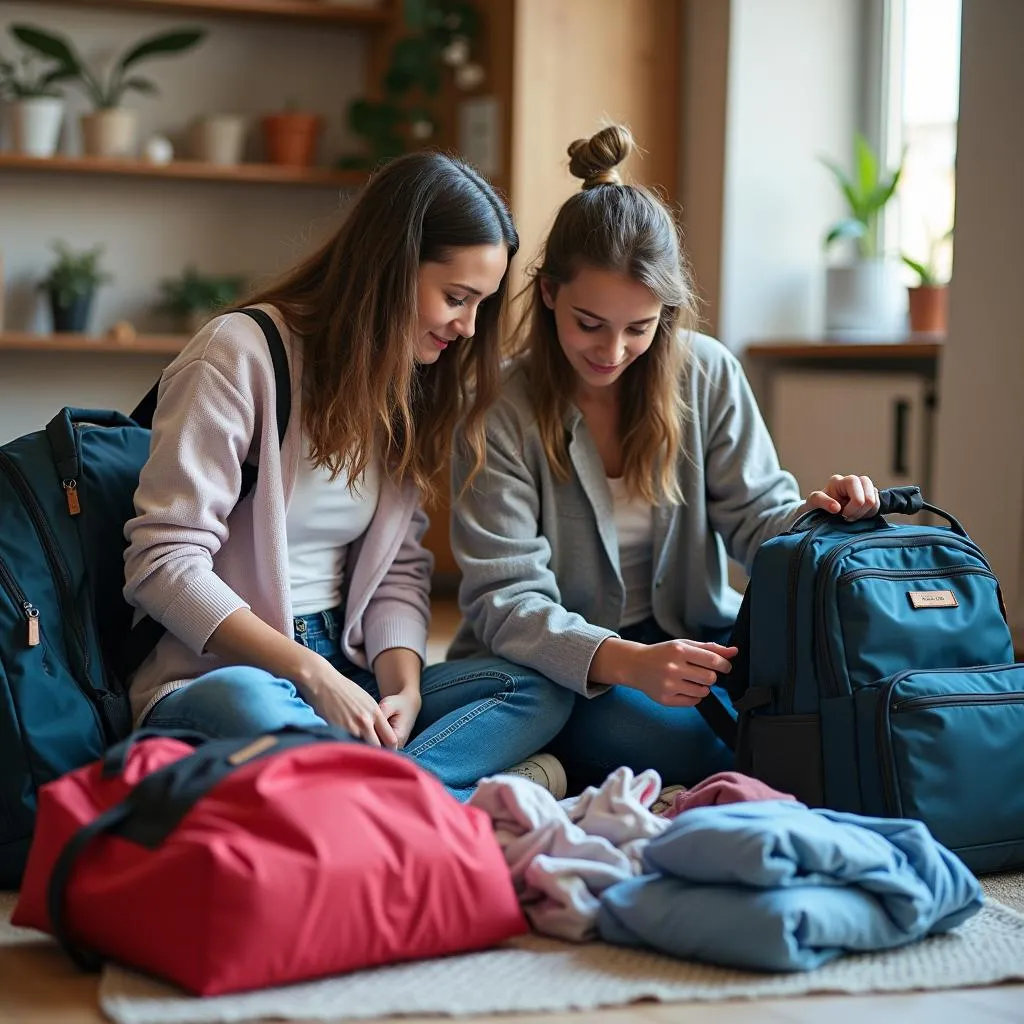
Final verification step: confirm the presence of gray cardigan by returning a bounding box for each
[447,333,803,696]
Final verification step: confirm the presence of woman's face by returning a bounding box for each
[541,265,662,395]
[415,244,509,364]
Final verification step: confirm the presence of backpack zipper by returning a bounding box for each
[0,554,42,648]
[814,535,992,698]
[0,451,90,674]
[837,565,996,585]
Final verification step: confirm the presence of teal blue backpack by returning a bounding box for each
[717,486,1024,873]
[0,309,288,887]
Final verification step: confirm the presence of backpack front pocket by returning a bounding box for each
[872,664,1024,872]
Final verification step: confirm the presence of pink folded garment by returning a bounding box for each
[664,771,796,818]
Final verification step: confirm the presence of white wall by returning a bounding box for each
[0,2,367,441]
[716,0,861,352]
[932,0,1024,639]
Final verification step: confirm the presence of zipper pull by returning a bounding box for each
[24,603,40,647]
[63,479,81,516]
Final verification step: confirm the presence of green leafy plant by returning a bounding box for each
[339,0,481,169]
[903,227,954,288]
[10,23,204,110]
[158,265,246,318]
[39,241,113,308]
[820,133,904,259]
[0,27,75,99]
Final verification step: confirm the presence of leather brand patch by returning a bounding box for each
[908,589,959,609]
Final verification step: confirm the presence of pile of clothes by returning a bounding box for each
[469,768,982,972]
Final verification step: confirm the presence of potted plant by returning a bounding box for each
[158,264,246,333]
[0,28,74,157]
[10,23,205,159]
[39,241,113,333]
[820,133,906,339]
[261,99,323,168]
[903,228,953,335]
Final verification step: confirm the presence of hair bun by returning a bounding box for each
[568,125,633,190]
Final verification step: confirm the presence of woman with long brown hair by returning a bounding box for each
[123,151,574,800]
[449,126,879,795]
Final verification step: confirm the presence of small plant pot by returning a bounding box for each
[261,112,323,167]
[824,259,907,339]
[907,284,948,335]
[9,97,65,158]
[192,115,247,166]
[81,109,138,158]
[50,292,94,333]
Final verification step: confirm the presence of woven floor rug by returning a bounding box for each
[3,878,1023,1023]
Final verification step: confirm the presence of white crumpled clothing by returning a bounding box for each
[468,766,670,941]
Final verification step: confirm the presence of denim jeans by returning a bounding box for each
[144,608,575,801]
[547,617,737,792]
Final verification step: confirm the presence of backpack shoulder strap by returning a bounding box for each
[232,307,291,500]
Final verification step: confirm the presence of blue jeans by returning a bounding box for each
[144,608,574,801]
[547,617,737,791]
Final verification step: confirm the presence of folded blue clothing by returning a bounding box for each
[597,800,982,972]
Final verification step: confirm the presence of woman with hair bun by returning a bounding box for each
[448,126,879,795]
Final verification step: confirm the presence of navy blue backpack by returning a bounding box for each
[714,485,1024,873]
[0,309,288,887]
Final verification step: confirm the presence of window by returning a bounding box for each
[883,0,961,282]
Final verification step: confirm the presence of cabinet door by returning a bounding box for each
[768,371,932,496]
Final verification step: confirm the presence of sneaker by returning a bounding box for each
[503,753,568,799]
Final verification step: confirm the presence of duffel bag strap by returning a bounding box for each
[47,726,355,971]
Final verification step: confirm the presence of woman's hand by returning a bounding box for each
[592,637,737,707]
[804,474,881,521]
[378,688,423,749]
[300,651,399,748]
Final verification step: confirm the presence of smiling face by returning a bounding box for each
[540,265,663,395]
[414,243,509,364]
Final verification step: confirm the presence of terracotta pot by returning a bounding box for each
[261,112,323,167]
[907,285,948,335]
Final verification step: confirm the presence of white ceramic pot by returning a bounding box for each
[9,97,65,157]
[192,115,247,166]
[824,259,908,340]
[81,109,138,158]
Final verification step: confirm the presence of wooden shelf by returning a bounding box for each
[745,340,943,360]
[0,332,189,355]
[0,153,369,188]
[41,0,393,28]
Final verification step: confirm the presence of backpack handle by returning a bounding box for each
[790,485,968,538]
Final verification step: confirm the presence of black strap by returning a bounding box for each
[47,726,355,970]
[117,309,291,682]
[696,691,738,750]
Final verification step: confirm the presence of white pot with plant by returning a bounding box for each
[0,27,75,157]
[11,23,205,159]
[820,134,907,340]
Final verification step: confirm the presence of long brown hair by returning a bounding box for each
[516,125,696,505]
[244,151,518,503]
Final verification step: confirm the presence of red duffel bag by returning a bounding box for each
[13,725,526,995]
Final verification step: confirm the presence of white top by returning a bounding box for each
[607,476,654,629]
[286,447,381,616]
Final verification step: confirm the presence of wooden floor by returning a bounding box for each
[2,599,1022,1023]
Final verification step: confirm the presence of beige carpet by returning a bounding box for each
[4,879,1023,1023]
